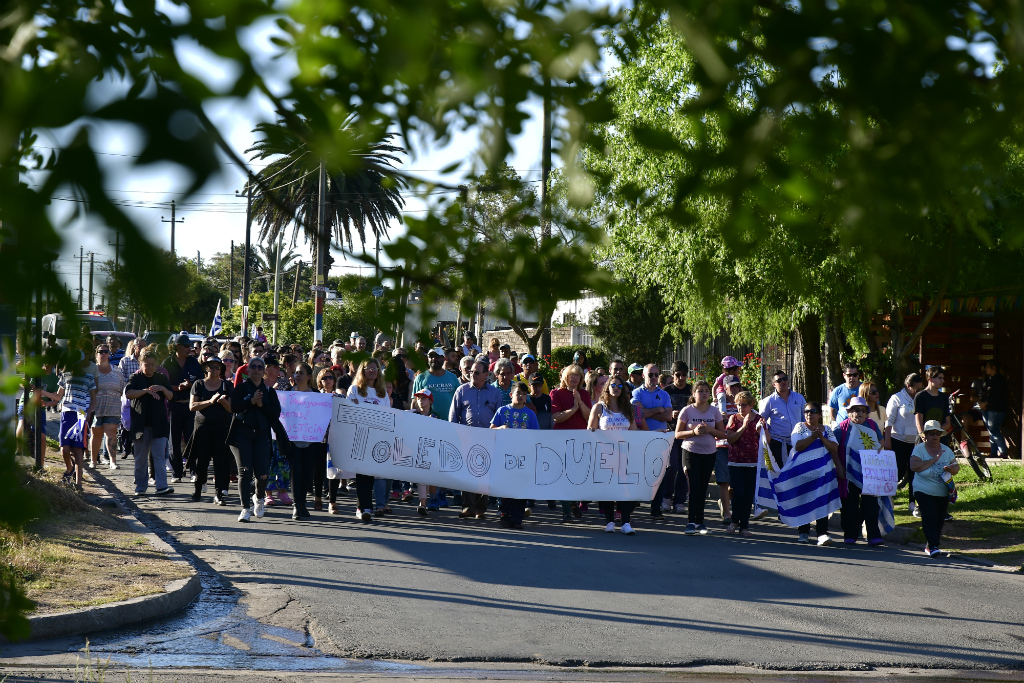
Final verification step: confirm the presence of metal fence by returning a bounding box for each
[662,336,758,382]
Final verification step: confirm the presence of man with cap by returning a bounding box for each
[488,344,521,374]
[626,363,644,393]
[514,354,548,395]
[163,333,204,482]
[412,347,460,419]
[460,331,481,358]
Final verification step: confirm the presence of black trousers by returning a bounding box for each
[683,451,716,525]
[228,428,271,509]
[191,419,230,496]
[311,444,341,502]
[168,402,194,478]
[355,473,374,512]
[462,491,488,513]
[728,465,756,529]
[599,501,636,524]
[892,439,916,499]
[914,491,949,550]
[500,498,526,524]
[288,445,315,511]
[841,481,880,541]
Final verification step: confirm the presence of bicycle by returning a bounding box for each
[949,390,993,482]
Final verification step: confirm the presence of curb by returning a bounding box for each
[22,466,202,641]
[26,574,201,640]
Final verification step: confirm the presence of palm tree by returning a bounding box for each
[246,115,407,259]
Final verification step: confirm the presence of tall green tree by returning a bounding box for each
[590,284,672,366]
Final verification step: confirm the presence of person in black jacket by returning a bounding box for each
[188,356,233,504]
[982,360,1009,458]
[228,357,281,522]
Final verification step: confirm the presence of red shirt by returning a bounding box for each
[550,387,592,430]
[726,412,763,464]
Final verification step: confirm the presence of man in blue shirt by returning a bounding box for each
[449,360,502,519]
[758,369,806,464]
[829,363,862,424]
[631,364,673,431]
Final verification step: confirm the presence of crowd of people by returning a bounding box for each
[18,326,1003,558]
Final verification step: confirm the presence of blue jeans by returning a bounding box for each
[373,478,391,510]
[983,410,1007,456]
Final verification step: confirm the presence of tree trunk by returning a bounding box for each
[505,289,551,357]
[823,311,844,393]
[792,313,823,403]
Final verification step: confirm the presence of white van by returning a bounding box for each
[40,310,117,348]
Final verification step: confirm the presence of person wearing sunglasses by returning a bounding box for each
[90,343,126,470]
[789,401,843,545]
[758,369,806,475]
[449,360,502,520]
[829,363,863,424]
[858,380,886,430]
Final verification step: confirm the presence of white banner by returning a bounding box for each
[859,449,898,497]
[327,398,672,500]
[279,392,334,443]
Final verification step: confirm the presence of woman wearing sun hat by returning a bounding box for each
[834,396,886,546]
[910,420,959,557]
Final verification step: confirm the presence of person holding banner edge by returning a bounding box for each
[347,358,391,521]
[286,363,319,520]
[449,359,502,519]
[588,376,638,534]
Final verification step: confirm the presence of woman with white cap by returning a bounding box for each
[911,420,959,557]
[834,396,885,546]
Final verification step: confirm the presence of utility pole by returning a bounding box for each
[108,232,121,327]
[237,176,253,337]
[228,239,234,305]
[272,229,283,344]
[76,246,84,308]
[87,251,95,309]
[314,160,327,343]
[197,250,201,276]
[291,260,302,305]
[540,75,553,360]
[161,200,184,256]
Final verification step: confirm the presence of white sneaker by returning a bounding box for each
[752,506,769,520]
[604,521,616,533]
[165,462,173,473]
[190,475,198,483]
[109,461,119,470]
[170,477,182,483]
[253,497,265,518]
[913,508,922,518]
[220,490,229,498]
[798,533,810,543]
[817,534,833,546]
[622,523,635,535]
[238,508,251,523]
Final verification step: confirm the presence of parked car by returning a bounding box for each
[40,311,117,348]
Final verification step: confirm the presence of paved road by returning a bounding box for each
[57,456,1020,672]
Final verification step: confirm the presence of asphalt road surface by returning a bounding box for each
[66,458,1023,672]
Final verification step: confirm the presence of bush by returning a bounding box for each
[550,345,609,371]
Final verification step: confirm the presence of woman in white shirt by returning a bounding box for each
[588,378,637,534]
[884,373,925,516]
[346,359,390,521]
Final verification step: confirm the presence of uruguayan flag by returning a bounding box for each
[771,440,841,528]
[210,299,223,335]
[755,425,780,510]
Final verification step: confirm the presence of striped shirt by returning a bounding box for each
[58,372,96,413]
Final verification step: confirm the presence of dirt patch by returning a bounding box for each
[2,450,190,615]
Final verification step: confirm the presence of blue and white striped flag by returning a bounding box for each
[770,440,841,528]
[210,299,223,335]
[755,425,780,511]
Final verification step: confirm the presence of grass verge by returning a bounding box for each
[1,448,191,614]
[892,460,1024,567]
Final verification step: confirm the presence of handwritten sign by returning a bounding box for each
[328,398,672,500]
[859,449,898,496]
[279,392,333,443]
